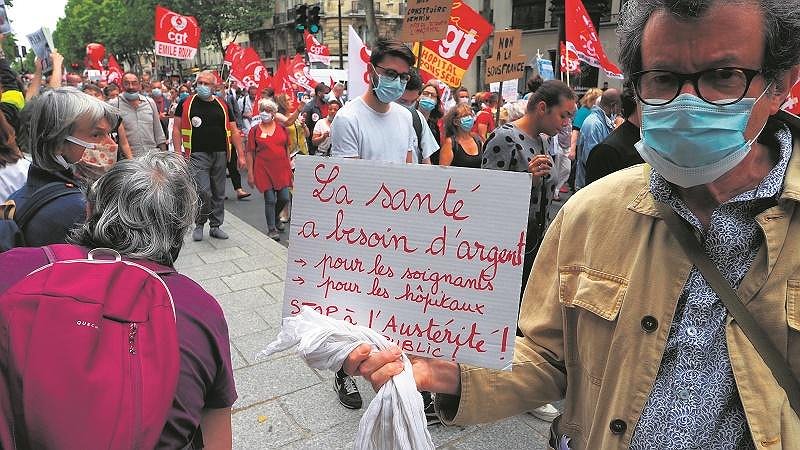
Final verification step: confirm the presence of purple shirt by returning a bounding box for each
[0,247,237,448]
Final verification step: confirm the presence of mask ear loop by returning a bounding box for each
[746,82,773,147]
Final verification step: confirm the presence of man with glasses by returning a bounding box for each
[112,72,167,158]
[328,37,418,411]
[330,37,418,164]
[344,1,800,448]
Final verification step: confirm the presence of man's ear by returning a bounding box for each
[771,65,800,114]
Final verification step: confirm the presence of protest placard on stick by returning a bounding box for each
[485,29,526,84]
[0,1,10,35]
[27,27,54,73]
[284,158,531,370]
[400,0,453,43]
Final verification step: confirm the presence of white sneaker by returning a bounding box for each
[528,403,559,422]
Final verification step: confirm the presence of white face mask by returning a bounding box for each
[260,112,274,123]
[54,154,76,171]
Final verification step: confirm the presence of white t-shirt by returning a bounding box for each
[0,157,30,202]
[330,97,417,163]
[313,118,333,155]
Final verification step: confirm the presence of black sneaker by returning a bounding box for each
[422,391,440,426]
[333,370,362,409]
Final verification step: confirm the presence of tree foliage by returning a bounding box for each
[53,0,272,70]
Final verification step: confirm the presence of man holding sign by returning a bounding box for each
[347,0,800,448]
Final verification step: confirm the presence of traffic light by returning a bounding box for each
[294,4,308,32]
[308,5,321,34]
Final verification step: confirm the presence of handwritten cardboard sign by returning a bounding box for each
[400,0,453,43]
[283,158,531,370]
[485,29,526,84]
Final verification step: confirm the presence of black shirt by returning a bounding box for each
[174,96,230,153]
[585,120,643,185]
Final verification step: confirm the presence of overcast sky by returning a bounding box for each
[6,0,68,47]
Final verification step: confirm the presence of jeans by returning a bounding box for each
[264,188,290,231]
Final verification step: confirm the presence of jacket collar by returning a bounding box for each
[628,110,800,218]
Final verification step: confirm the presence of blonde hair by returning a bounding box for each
[581,88,603,108]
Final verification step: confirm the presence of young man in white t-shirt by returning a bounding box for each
[330,38,419,163]
[311,99,341,156]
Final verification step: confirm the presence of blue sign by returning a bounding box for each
[536,58,555,81]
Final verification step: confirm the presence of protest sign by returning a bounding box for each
[400,0,453,43]
[27,27,54,73]
[0,1,10,35]
[485,29,526,84]
[284,158,531,370]
[412,2,493,88]
[154,6,200,60]
[490,79,519,102]
[536,57,555,80]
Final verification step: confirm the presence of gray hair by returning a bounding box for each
[69,152,199,266]
[258,98,278,112]
[618,0,800,82]
[19,87,120,172]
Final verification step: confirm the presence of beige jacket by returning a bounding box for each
[439,112,800,449]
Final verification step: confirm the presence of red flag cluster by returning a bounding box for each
[224,43,272,90]
[565,0,623,79]
[559,42,580,75]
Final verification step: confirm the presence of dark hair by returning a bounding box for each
[315,83,329,94]
[618,0,800,83]
[327,98,343,107]
[82,84,103,97]
[369,37,415,67]
[423,80,444,121]
[621,82,637,119]
[404,69,423,93]
[103,84,119,97]
[443,103,473,138]
[455,86,469,97]
[0,112,21,168]
[526,75,544,94]
[261,87,275,97]
[526,80,576,113]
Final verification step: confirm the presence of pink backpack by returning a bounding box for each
[0,244,180,449]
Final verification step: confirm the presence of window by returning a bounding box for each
[512,0,547,30]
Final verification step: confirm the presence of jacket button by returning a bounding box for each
[610,419,627,435]
[641,316,658,333]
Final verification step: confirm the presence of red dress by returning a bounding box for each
[246,123,292,193]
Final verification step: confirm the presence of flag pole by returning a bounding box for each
[495,80,503,125]
[566,47,571,87]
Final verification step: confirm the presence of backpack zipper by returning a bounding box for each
[129,323,142,449]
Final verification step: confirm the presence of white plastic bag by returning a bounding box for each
[262,307,434,450]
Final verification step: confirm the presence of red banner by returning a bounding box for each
[106,54,123,86]
[304,31,331,66]
[784,81,800,115]
[225,43,271,90]
[565,0,622,79]
[412,2,493,88]
[154,5,200,60]
[559,42,580,74]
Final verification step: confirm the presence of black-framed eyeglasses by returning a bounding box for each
[630,67,762,106]
[373,64,411,83]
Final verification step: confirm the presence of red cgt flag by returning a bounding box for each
[565,0,623,79]
[559,42,581,75]
[304,30,331,66]
[226,44,271,91]
[106,54,123,86]
[154,5,200,60]
[287,54,318,92]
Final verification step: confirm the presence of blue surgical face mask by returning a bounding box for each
[151,88,162,97]
[196,85,212,99]
[419,97,436,112]
[635,86,770,187]
[372,67,407,104]
[179,92,189,101]
[122,91,139,101]
[459,116,475,131]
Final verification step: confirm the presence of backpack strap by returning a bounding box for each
[43,244,176,275]
[15,181,81,231]
[411,109,424,163]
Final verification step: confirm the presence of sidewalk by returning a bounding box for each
[177,212,553,449]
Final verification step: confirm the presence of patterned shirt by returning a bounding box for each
[630,123,792,449]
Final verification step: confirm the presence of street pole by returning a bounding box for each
[338,0,344,69]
